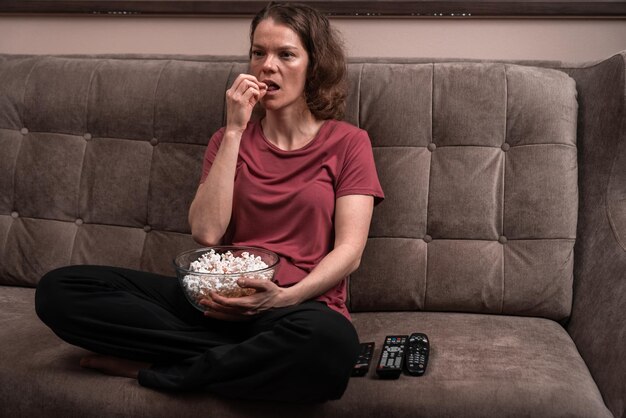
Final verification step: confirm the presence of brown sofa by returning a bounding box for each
[0,51,624,417]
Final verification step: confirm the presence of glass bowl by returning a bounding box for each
[174,246,279,311]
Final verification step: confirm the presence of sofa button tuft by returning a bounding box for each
[498,235,508,244]
[144,225,152,232]
[20,127,28,135]
[75,218,83,226]
[84,133,92,140]
[423,234,433,243]
[11,211,19,218]
[427,143,437,152]
[150,138,158,146]
[501,143,510,152]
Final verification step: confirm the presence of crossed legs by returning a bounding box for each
[35,265,359,402]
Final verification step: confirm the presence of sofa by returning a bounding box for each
[0,50,624,418]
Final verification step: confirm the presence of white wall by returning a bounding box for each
[0,16,625,63]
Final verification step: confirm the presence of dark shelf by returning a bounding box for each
[1,1,625,18]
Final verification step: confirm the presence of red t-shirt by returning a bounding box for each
[199,119,384,320]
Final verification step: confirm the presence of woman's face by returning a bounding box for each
[249,18,309,113]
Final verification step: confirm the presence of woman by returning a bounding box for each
[35,2,384,403]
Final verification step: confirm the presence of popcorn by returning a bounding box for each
[189,249,268,274]
[182,249,272,304]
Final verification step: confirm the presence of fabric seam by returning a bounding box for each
[70,59,107,262]
[423,63,435,310]
[501,64,508,314]
[605,116,626,253]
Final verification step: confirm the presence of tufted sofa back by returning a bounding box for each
[0,55,577,321]
[349,62,578,320]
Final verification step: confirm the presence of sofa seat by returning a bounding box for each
[351,312,612,418]
[1,285,611,418]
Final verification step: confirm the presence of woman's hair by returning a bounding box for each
[250,2,347,120]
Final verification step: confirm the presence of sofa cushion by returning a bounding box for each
[1,286,611,418]
[0,56,577,321]
[351,62,578,320]
[351,311,611,418]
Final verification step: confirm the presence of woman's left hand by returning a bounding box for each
[199,278,292,320]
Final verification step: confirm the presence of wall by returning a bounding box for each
[0,16,625,64]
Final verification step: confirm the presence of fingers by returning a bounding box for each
[227,74,267,104]
[199,295,259,317]
[237,277,271,291]
[225,74,267,131]
[207,292,258,311]
[198,276,275,319]
[230,73,265,91]
[241,74,268,92]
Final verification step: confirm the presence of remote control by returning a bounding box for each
[376,335,408,379]
[405,332,430,376]
[352,342,375,377]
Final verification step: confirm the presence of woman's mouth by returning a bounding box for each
[263,80,280,95]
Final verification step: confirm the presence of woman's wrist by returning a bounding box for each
[278,285,304,307]
[224,125,247,138]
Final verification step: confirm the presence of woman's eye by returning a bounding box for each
[252,50,264,57]
[280,52,295,59]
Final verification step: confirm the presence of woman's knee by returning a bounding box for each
[35,265,82,326]
[295,307,360,399]
[310,310,359,356]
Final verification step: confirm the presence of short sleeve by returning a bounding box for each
[199,128,225,184]
[335,130,385,205]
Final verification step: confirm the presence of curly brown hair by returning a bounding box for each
[250,2,347,120]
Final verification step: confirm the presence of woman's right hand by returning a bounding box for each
[225,74,267,133]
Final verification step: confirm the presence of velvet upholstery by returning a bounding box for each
[563,51,626,418]
[0,287,612,418]
[0,51,624,417]
[0,56,579,320]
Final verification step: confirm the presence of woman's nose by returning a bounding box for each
[262,55,277,71]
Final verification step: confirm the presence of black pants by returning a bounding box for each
[35,265,360,403]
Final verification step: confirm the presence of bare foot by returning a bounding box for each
[80,354,151,379]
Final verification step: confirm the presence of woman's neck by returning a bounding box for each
[262,108,325,151]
